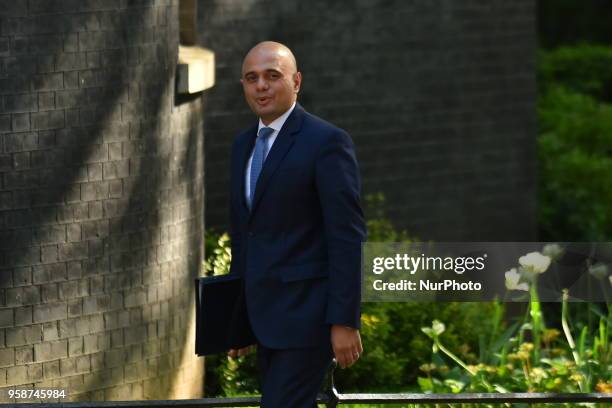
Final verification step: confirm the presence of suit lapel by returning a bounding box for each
[249,104,305,219]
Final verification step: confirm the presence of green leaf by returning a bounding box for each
[443,379,465,393]
[493,384,510,393]
[417,376,433,392]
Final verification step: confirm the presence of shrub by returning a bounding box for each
[538,45,612,102]
[419,246,611,395]
[537,86,612,241]
[537,45,612,241]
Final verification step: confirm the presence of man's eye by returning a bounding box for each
[246,76,256,82]
[269,73,280,79]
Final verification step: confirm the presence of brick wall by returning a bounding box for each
[201,0,538,241]
[0,0,205,402]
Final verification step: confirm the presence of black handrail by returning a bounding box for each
[1,392,610,407]
[1,361,610,407]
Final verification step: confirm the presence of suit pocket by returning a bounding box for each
[279,261,328,282]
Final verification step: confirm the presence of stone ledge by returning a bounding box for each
[177,46,215,94]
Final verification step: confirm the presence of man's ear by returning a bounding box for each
[293,71,302,93]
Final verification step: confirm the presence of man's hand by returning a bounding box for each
[227,345,255,358]
[331,325,363,368]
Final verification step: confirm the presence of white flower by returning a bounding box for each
[505,268,529,291]
[432,320,445,335]
[588,263,608,280]
[519,252,551,275]
[421,319,446,339]
[518,265,538,282]
[542,243,563,260]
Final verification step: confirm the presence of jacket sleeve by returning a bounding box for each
[315,130,367,329]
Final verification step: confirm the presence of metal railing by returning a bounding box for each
[2,361,611,407]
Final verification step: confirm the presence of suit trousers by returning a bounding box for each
[256,341,334,408]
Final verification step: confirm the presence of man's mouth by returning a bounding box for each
[256,96,271,106]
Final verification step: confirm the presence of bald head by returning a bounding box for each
[240,41,302,125]
[242,41,298,75]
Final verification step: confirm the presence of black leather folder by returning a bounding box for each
[195,274,256,356]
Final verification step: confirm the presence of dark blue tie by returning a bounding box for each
[249,127,274,209]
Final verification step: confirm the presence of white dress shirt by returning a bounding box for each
[245,102,296,205]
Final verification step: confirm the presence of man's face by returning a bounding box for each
[241,48,301,124]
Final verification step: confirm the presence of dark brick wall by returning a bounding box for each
[201,0,538,241]
[0,0,205,401]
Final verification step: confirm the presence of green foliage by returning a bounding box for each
[363,193,413,242]
[538,45,612,101]
[418,247,612,396]
[537,45,612,240]
[534,46,612,399]
[203,230,232,276]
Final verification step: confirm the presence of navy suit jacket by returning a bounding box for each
[229,104,367,349]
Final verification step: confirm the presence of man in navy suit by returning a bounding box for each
[227,41,366,407]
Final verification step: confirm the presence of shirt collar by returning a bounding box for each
[258,101,297,133]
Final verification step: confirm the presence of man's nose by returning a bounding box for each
[256,77,268,90]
